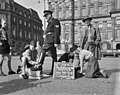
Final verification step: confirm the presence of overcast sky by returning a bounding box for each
[14,0,46,21]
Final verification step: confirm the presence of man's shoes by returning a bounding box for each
[0,72,6,76]
[21,74,29,79]
[17,66,22,74]
[8,71,16,75]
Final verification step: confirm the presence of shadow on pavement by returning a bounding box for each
[105,68,120,75]
[107,69,120,73]
[0,79,52,95]
[75,72,84,79]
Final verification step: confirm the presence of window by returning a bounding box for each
[107,23,112,27]
[5,2,8,9]
[65,9,72,18]
[28,16,30,19]
[20,30,22,38]
[19,19,22,24]
[58,3,63,18]
[24,13,26,17]
[37,35,39,40]
[99,0,103,2]
[59,10,63,18]
[66,9,72,17]
[99,24,103,28]
[82,8,86,16]
[74,24,79,43]
[98,7,102,14]
[107,5,111,14]
[90,0,98,3]
[82,0,86,4]
[28,32,31,39]
[117,0,120,9]
[64,24,69,41]
[28,23,30,27]
[51,3,55,10]
[13,17,16,22]
[24,21,26,26]
[12,27,16,37]
[65,24,69,32]
[39,27,41,30]
[24,31,27,39]
[102,33,107,40]
[116,30,120,39]
[65,2,72,18]
[34,34,36,40]
[19,11,22,15]
[1,3,5,9]
[65,33,69,42]
[107,31,112,40]
[34,25,36,29]
[13,7,15,12]
[74,3,79,18]
[90,7,94,16]
[116,20,120,24]
[98,24,103,30]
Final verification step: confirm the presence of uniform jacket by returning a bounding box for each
[44,18,61,45]
[78,24,101,60]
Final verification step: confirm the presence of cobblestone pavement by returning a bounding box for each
[0,56,120,95]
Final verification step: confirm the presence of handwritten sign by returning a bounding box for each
[53,62,75,79]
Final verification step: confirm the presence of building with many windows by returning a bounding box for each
[0,0,43,53]
[47,0,120,51]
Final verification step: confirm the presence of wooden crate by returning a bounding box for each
[53,62,75,79]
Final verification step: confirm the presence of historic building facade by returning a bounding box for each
[47,0,120,51]
[0,0,43,52]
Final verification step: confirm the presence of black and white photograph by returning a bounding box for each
[0,0,120,95]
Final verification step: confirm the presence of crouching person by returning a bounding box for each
[20,41,43,79]
[76,46,109,78]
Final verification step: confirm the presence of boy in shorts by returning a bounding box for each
[20,41,42,79]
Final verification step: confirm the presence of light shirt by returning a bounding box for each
[79,49,94,66]
[22,49,38,64]
[87,26,94,42]
[81,49,93,60]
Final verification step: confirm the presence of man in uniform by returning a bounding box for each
[38,10,61,75]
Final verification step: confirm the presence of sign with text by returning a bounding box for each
[53,62,75,79]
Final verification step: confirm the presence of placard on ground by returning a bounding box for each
[53,62,75,79]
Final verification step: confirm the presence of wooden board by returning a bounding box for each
[53,62,75,79]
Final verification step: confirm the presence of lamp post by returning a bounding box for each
[43,0,46,30]
[61,38,69,52]
[70,0,75,46]
[38,0,46,30]
[65,39,69,52]
[111,36,113,53]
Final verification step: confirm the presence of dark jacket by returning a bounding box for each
[58,52,74,62]
[44,18,61,44]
